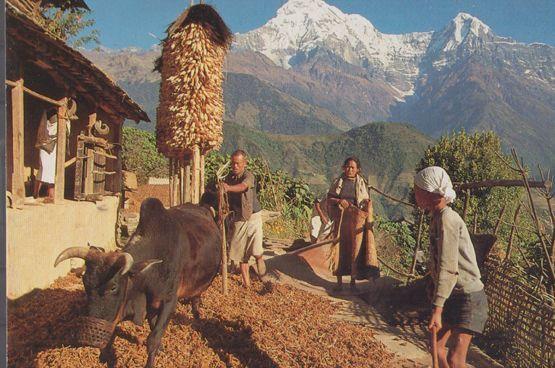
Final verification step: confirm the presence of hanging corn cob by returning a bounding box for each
[156,4,232,158]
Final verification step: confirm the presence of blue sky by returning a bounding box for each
[86,0,555,49]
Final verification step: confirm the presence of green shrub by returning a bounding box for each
[121,127,168,184]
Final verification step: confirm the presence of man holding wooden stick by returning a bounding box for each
[222,150,266,287]
[414,166,488,368]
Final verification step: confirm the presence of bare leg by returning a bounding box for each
[33,180,42,198]
[334,276,343,291]
[255,255,266,276]
[240,262,250,287]
[447,328,473,368]
[435,326,452,368]
[47,185,55,199]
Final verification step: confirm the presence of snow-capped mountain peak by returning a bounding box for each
[235,0,430,86]
[235,0,385,68]
[441,12,492,50]
[234,1,553,101]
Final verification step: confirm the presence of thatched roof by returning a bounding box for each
[154,4,232,73]
[6,0,150,123]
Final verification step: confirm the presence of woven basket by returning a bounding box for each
[76,316,115,349]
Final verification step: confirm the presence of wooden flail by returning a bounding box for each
[156,3,232,205]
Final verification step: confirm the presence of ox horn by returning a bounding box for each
[54,247,90,267]
[119,252,134,276]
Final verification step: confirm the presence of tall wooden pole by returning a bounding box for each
[172,158,180,207]
[11,78,25,207]
[169,158,174,206]
[184,160,191,203]
[54,98,68,203]
[191,145,200,204]
[200,152,205,198]
[179,158,185,205]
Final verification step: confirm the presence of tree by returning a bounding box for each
[121,127,168,184]
[417,130,523,237]
[40,1,99,47]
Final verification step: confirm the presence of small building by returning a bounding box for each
[5,0,150,298]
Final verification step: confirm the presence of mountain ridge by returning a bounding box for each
[83,1,555,170]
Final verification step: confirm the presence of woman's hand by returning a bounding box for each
[338,199,350,209]
[428,307,443,331]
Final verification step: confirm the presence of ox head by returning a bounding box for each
[54,245,161,348]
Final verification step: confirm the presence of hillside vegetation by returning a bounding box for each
[221,121,433,218]
[122,122,432,218]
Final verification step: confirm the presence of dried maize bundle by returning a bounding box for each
[156,4,232,158]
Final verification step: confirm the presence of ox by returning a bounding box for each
[55,198,221,367]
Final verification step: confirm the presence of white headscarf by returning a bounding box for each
[414,166,457,204]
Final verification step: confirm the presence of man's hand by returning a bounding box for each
[428,307,443,331]
[338,199,350,209]
[222,183,230,192]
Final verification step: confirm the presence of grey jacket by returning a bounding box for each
[429,206,484,307]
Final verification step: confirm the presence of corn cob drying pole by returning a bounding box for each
[156,1,232,206]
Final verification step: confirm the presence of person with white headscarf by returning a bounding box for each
[414,166,488,368]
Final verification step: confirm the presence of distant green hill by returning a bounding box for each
[220,121,434,218]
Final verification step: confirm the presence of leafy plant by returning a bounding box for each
[121,127,168,184]
[40,1,99,47]
[417,130,527,242]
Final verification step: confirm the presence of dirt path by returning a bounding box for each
[261,242,503,368]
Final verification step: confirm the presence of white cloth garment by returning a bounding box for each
[37,119,58,184]
[310,198,333,240]
[310,215,333,241]
[414,166,457,204]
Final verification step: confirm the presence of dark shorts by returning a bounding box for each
[443,289,488,334]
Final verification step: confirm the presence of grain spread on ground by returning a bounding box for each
[9,273,401,367]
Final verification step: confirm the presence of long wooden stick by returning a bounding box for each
[506,204,522,261]
[368,186,415,208]
[431,326,439,368]
[407,210,425,283]
[218,182,229,295]
[493,204,507,236]
[221,212,228,295]
[454,179,548,190]
[511,149,555,289]
[290,236,341,254]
